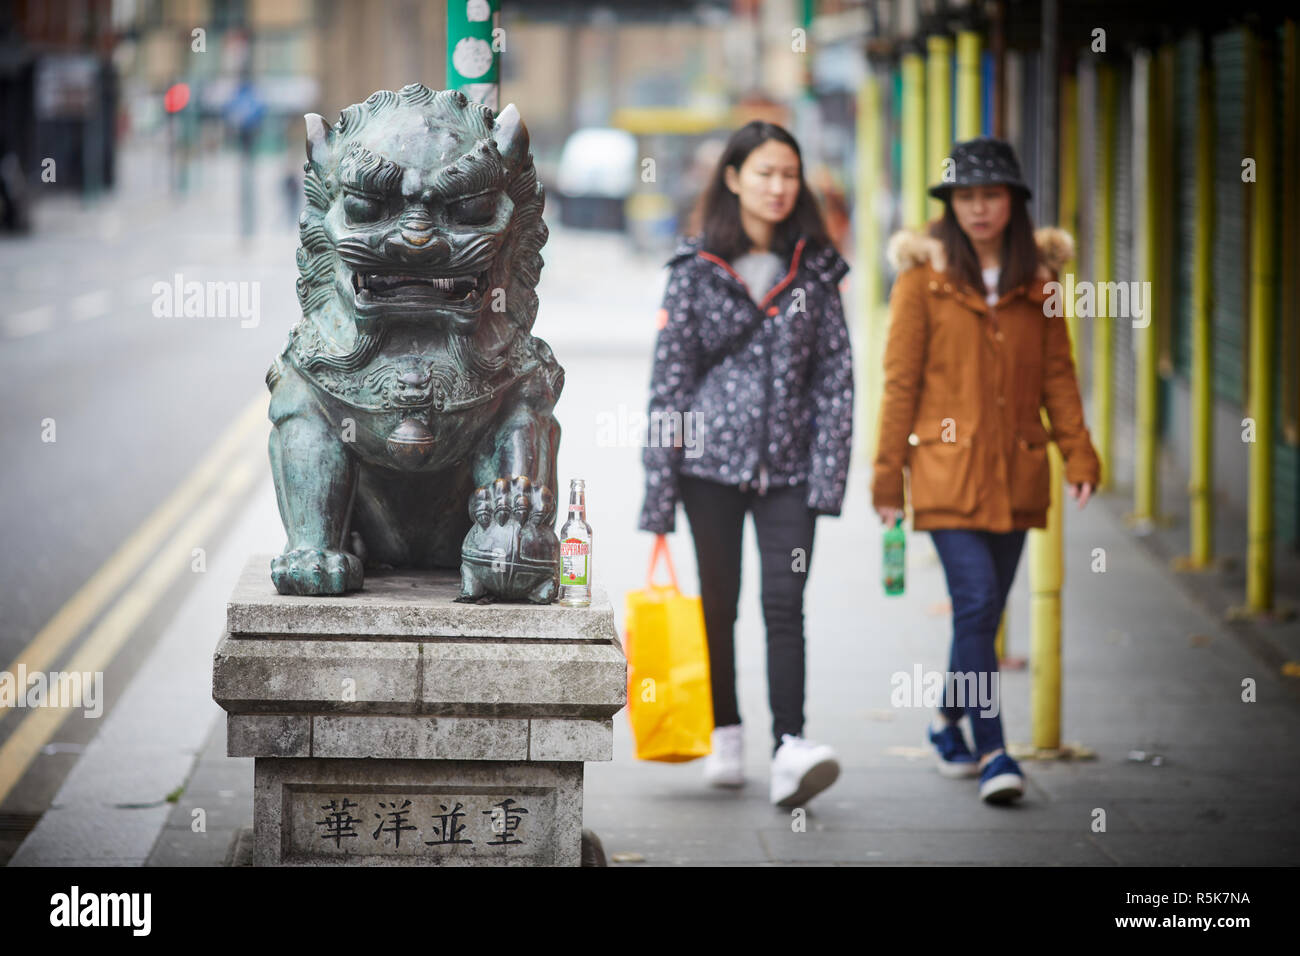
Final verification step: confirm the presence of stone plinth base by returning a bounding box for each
[213,554,626,867]
[256,758,582,866]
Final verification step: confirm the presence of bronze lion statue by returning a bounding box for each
[265,84,563,602]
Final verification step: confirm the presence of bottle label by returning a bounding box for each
[561,537,589,585]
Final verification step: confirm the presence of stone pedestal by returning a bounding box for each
[213,554,626,866]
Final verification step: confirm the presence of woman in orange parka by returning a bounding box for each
[871,138,1101,804]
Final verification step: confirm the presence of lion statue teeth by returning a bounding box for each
[265,84,563,603]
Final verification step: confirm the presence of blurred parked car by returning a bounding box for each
[555,126,637,231]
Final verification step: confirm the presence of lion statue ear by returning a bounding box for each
[304,112,332,173]
[493,103,529,167]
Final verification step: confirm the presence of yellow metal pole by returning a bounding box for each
[1134,50,1161,527]
[1189,43,1215,568]
[1029,439,1064,749]
[927,35,953,220]
[1283,22,1299,453]
[1029,66,1077,754]
[956,31,982,139]
[1247,27,1276,613]
[1061,68,1081,356]
[1093,64,1116,489]
[901,51,928,229]
[953,28,1001,658]
[856,68,884,472]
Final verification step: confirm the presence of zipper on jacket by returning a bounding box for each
[751,261,807,496]
[752,240,804,495]
[757,365,771,495]
[755,307,777,495]
[699,239,806,497]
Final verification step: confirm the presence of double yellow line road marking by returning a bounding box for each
[0,393,269,805]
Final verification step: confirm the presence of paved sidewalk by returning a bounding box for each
[576,476,1300,865]
[131,469,1300,867]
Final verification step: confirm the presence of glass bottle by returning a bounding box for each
[558,479,592,606]
[882,514,906,596]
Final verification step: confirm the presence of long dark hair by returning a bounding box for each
[928,190,1038,297]
[689,121,831,263]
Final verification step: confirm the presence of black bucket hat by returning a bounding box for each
[928,137,1032,200]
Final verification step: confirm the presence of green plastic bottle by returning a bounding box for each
[882,515,906,596]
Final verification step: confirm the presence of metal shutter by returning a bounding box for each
[1112,60,1136,486]
[1212,27,1249,406]
[1173,34,1199,378]
[1271,23,1298,547]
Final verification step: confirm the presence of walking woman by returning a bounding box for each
[871,138,1101,804]
[637,121,854,807]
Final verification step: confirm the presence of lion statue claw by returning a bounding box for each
[266,85,562,602]
[271,548,364,597]
[455,475,558,605]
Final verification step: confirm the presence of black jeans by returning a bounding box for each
[677,473,818,755]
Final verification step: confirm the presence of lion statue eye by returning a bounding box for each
[447,192,496,225]
[343,192,385,223]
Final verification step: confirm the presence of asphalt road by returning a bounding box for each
[0,149,306,836]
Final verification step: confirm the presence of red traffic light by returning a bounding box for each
[164,83,190,113]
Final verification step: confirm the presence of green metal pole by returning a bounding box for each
[1247,27,1276,613]
[447,0,500,108]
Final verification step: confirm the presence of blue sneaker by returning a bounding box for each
[927,719,979,778]
[978,752,1025,804]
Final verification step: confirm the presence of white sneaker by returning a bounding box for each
[769,733,840,807]
[703,724,745,787]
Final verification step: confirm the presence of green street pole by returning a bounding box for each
[447,0,501,109]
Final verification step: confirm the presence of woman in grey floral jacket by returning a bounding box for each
[636,121,854,808]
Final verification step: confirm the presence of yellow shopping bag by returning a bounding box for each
[624,534,714,762]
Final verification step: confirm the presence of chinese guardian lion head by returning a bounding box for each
[266,84,564,602]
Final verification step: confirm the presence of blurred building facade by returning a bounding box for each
[0,1,860,210]
[1,0,1291,583]
[0,0,117,207]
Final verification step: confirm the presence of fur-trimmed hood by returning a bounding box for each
[886,225,1074,276]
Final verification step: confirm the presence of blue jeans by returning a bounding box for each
[928,529,1027,758]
